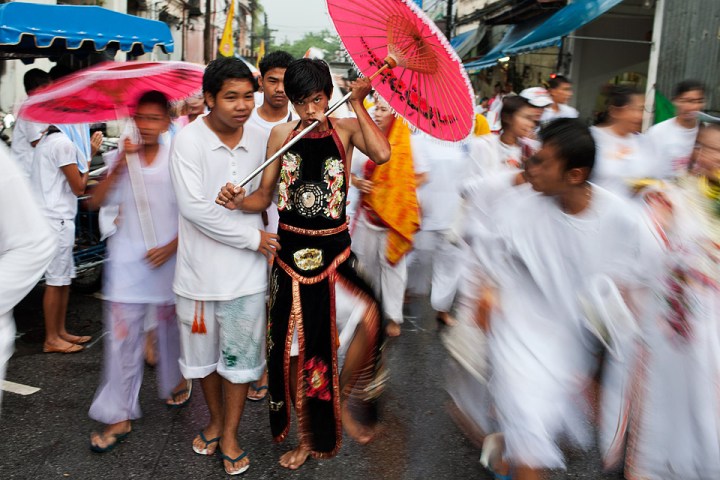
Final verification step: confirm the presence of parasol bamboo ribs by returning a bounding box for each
[234,58,396,189]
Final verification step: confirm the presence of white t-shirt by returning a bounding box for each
[540,104,579,125]
[411,133,466,231]
[11,118,48,178]
[590,126,650,198]
[31,131,81,220]
[467,133,528,177]
[645,117,698,179]
[170,116,268,301]
[103,144,178,304]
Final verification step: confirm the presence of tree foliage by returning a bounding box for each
[272,29,342,60]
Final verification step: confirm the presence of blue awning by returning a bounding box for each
[464,0,622,72]
[451,25,488,59]
[0,2,173,59]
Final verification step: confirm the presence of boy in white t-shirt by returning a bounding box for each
[243,50,294,402]
[646,79,706,178]
[85,91,188,453]
[31,124,102,354]
[11,69,50,178]
[170,57,279,476]
[540,74,579,126]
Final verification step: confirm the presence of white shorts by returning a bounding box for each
[176,293,266,384]
[45,219,76,287]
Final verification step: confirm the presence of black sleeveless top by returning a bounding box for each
[276,120,350,276]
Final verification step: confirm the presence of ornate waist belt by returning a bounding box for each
[279,222,348,237]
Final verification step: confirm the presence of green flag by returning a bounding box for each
[654,91,675,124]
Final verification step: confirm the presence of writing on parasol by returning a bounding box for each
[361,38,456,129]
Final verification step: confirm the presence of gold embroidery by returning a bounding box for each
[269,397,285,412]
[279,222,348,236]
[293,248,324,271]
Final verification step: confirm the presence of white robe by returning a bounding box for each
[478,184,661,469]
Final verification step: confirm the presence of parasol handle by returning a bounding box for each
[235,61,394,188]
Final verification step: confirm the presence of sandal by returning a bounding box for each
[217,446,250,476]
[90,430,130,453]
[192,430,220,456]
[246,382,268,402]
[166,379,193,408]
[43,343,83,354]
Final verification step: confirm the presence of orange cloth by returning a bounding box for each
[366,118,420,265]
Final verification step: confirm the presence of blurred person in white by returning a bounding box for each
[243,49,295,402]
[174,93,206,130]
[0,145,54,410]
[405,133,465,325]
[539,75,579,126]
[590,85,651,198]
[618,123,720,480]
[473,119,660,480]
[11,69,50,178]
[85,91,189,453]
[645,79,706,179]
[31,124,102,354]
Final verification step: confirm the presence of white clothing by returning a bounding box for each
[645,117,698,178]
[103,143,178,304]
[590,126,650,198]
[347,148,368,222]
[352,215,408,323]
[11,118,47,178]
[467,134,523,178]
[0,145,54,409]
[176,293,266,384]
[44,218,76,286]
[246,106,294,234]
[31,131,81,220]
[479,184,661,469]
[540,103,579,125]
[623,177,720,479]
[411,133,466,231]
[170,117,268,301]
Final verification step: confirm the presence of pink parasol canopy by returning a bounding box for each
[19,61,205,124]
[326,0,474,142]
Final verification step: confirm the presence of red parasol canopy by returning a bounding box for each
[326,0,475,142]
[19,61,204,124]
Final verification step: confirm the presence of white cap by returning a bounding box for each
[520,87,553,108]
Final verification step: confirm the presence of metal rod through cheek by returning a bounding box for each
[235,63,391,188]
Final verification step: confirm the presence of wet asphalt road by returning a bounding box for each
[1,286,621,479]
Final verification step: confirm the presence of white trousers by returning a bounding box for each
[351,216,407,323]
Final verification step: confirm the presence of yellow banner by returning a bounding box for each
[256,39,265,68]
[218,0,234,57]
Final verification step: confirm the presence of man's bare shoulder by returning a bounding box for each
[333,116,359,132]
[270,121,296,138]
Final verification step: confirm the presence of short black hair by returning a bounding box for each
[259,50,294,77]
[49,64,73,81]
[203,57,257,98]
[548,75,571,90]
[604,84,642,109]
[23,68,50,94]
[673,79,705,99]
[500,95,532,131]
[284,58,333,104]
[136,90,171,114]
[539,118,596,173]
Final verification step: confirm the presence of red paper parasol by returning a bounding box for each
[19,61,204,124]
[327,0,474,142]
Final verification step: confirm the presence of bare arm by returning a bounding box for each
[61,163,90,196]
[347,79,391,165]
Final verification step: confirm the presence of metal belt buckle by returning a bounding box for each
[293,248,324,271]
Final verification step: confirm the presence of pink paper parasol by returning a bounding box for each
[19,61,204,124]
[235,0,474,188]
[19,61,205,251]
[327,0,474,142]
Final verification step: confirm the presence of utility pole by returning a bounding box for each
[204,0,213,62]
[263,12,270,47]
[445,0,454,39]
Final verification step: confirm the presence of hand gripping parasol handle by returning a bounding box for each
[235,59,395,188]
